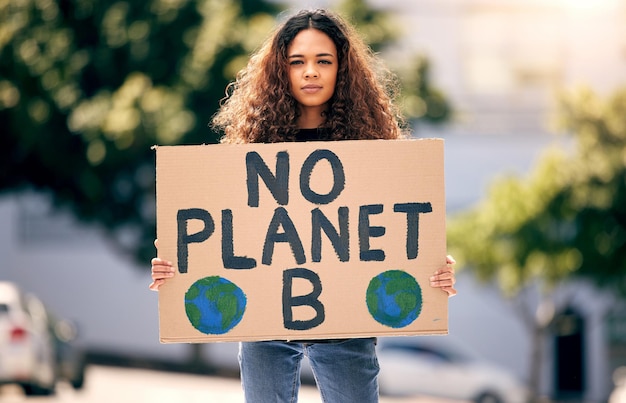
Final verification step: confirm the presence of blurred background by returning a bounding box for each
[1,0,626,402]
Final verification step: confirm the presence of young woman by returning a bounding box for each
[151,8,457,403]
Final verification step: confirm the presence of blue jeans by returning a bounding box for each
[239,338,379,403]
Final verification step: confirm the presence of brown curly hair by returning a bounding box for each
[212,8,407,144]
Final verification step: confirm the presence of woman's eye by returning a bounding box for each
[319,60,332,65]
[289,60,304,65]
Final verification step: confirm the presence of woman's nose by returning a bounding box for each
[304,66,318,78]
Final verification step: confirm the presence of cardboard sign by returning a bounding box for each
[155,139,447,343]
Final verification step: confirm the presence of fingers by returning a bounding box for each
[151,258,175,279]
[149,257,175,291]
[440,285,458,297]
[432,266,455,277]
[148,279,166,291]
[430,274,457,297]
[149,239,174,291]
[430,255,458,297]
[432,255,456,276]
[429,273,455,287]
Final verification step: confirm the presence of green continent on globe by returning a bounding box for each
[366,270,422,328]
[185,276,247,335]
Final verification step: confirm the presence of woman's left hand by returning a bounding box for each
[430,255,457,297]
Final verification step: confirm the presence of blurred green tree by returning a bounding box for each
[335,0,399,52]
[399,55,451,124]
[447,86,626,400]
[0,0,450,267]
[449,86,626,297]
[1,0,280,263]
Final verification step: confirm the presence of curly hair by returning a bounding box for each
[212,8,407,144]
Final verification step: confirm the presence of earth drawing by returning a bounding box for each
[185,276,247,335]
[366,270,422,328]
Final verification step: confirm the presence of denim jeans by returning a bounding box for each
[239,338,379,403]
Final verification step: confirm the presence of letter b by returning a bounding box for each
[282,268,325,330]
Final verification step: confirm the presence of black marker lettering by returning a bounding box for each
[246,151,289,207]
[222,209,257,269]
[300,149,345,205]
[283,268,325,330]
[311,207,349,262]
[262,207,306,265]
[393,202,432,260]
[359,204,386,261]
[177,208,214,273]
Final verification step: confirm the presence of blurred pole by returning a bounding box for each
[187,344,211,373]
[528,299,555,402]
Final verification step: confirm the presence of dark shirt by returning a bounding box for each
[295,128,328,142]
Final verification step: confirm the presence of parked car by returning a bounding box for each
[0,281,87,395]
[0,281,57,395]
[204,335,526,403]
[376,336,528,403]
[51,317,87,389]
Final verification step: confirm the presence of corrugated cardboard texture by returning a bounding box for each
[155,139,447,343]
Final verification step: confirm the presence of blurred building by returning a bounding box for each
[377,0,626,136]
[374,0,626,401]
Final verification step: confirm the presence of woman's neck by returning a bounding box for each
[297,105,326,129]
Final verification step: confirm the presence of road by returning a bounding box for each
[0,365,456,403]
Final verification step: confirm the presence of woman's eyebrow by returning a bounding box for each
[288,53,336,59]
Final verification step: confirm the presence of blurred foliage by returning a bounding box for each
[334,0,398,52]
[399,56,451,124]
[335,0,451,124]
[0,0,281,262]
[448,86,626,297]
[0,0,450,265]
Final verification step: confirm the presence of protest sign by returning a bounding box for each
[155,139,447,343]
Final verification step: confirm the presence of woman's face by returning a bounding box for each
[287,29,338,114]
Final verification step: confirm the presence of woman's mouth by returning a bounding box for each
[302,84,322,93]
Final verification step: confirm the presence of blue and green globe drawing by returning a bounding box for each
[366,270,422,328]
[185,276,247,335]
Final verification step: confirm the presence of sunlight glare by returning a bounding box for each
[556,0,620,12]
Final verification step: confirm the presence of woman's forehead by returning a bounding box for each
[287,29,337,57]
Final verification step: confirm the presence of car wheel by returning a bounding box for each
[475,392,503,403]
[21,382,56,396]
[70,363,87,390]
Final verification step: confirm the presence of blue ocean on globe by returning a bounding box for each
[366,270,422,328]
[185,276,247,335]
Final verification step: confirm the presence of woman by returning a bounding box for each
[151,8,457,403]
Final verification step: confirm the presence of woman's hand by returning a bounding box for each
[149,240,175,291]
[430,255,457,297]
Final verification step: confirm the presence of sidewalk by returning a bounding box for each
[0,365,461,403]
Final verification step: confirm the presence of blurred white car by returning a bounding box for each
[376,337,528,403]
[0,281,57,395]
[610,366,626,403]
[204,336,527,403]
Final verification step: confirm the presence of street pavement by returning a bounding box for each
[0,365,458,403]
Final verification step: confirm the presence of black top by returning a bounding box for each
[295,128,328,142]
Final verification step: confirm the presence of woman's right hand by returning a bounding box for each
[149,240,175,291]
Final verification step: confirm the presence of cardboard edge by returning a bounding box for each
[160,329,450,344]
